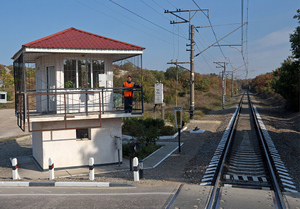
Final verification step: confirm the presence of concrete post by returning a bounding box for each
[49,158,54,180]
[133,157,139,181]
[12,158,18,180]
[89,157,95,181]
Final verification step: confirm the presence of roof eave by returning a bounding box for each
[24,47,144,55]
[11,46,26,61]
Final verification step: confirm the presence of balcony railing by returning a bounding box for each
[15,87,143,132]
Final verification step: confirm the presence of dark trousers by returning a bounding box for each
[124,97,133,113]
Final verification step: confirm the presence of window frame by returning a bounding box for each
[63,58,105,89]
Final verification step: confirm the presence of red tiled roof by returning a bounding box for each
[23,27,145,50]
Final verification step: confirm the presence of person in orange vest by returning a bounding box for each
[123,75,141,113]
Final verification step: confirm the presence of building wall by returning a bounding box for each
[32,117,122,170]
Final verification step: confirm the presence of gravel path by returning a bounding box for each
[250,93,300,192]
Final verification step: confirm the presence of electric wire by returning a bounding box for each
[192,0,226,58]
[94,0,172,40]
[74,0,171,43]
[109,0,186,39]
[140,0,170,21]
[197,22,241,28]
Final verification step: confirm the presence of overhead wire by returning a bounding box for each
[192,0,226,58]
[74,0,171,43]
[109,0,187,39]
[140,0,170,21]
[94,1,167,35]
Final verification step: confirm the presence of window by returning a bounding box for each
[64,60,76,88]
[92,60,105,88]
[76,128,90,140]
[63,59,105,88]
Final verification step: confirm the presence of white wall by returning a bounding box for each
[32,118,122,170]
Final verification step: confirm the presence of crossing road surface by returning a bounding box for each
[0,186,178,209]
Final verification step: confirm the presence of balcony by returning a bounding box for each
[16,87,143,132]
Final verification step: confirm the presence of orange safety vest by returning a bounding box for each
[124,82,134,97]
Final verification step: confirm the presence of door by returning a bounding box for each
[47,66,56,113]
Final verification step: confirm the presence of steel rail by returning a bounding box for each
[205,93,244,209]
[248,92,287,209]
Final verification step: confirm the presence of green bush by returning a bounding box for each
[143,118,164,129]
[122,117,160,146]
[160,126,176,135]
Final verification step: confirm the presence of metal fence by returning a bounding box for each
[16,87,143,132]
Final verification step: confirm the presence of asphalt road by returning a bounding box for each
[0,109,29,140]
[0,186,179,209]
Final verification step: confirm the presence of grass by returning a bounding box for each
[0,102,15,109]
[143,89,242,122]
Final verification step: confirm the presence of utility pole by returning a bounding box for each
[165,9,208,119]
[189,25,195,119]
[231,71,234,98]
[214,58,227,109]
[167,60,190,106]
[223,59,226,109]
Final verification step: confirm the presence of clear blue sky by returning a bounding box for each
[0,0,298,78]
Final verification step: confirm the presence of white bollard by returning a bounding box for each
[89,157,94,181]
[133,157,139,181]
[49,158,54,180]
[12,158,19,180]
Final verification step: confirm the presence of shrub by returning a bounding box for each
[165,111,175,124]
[122,117,160,146]
[178,91,186,97]
[160,126,176,135]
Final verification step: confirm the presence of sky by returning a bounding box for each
[0,0,298,79]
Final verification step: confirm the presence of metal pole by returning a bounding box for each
[178,128,181,152]
[190,24,195,120]
[222,71,225,109]
[231,71,234,98]
[176,59,178,106]
[222,58,226,109]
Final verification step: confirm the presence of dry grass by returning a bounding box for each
[144,88,242,121]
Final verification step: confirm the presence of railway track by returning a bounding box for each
[200,92,297,209]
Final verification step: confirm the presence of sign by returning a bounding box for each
[154,83,164,104]
[98,74,107,87]
[174,106,183,128]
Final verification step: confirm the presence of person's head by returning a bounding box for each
[127,75,132,82]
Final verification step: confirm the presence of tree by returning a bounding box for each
[290,9,300,60]
[269,10,300,112]
[272,57,299,111]
[150,70,165,82]
[164,66,185,81]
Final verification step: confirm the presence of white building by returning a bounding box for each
[12,27,145,170]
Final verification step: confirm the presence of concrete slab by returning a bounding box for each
[219,187,275,209]
[283,192,300,209]
[144,142,181,168]
[168,185,212,209]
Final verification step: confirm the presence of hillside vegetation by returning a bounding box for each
[250,10,300,112]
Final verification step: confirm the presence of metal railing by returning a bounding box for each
[15,87,143,132]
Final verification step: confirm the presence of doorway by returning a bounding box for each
[47,66,56,113]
